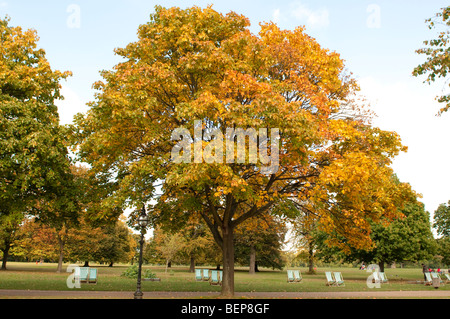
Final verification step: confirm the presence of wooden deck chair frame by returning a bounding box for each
[333,272,345,287]
[293,270,302,283]
[325,271,336,286]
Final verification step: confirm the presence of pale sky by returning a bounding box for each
[2,1,449,224]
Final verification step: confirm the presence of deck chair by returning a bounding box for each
[80,267,89,284]
[195,269,203,281]
[219,270,223,284]
[293,270,302,283]
[444,273,450,284]
[379,272,388,283]
[325,271,336,286]
[202,269,210,281]
[88,268,98,284]
[287,270,295,283]
[74,266,81,283]
[334,272,345,286]
[431,272,445,285]
[424,272,433,285]
[443,273,450,284]
[210,270,221,285]
[372,271,381,284]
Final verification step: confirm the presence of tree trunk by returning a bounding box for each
[56,236,65,273]
[189,254,195,273]
[221,225,235,297]
[308,239,315,273]
[249,245,256,274]
[378,261,385,273]
[1,242,10,270]
[83,261,89,267]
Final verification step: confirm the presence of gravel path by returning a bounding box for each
[1,289,450,299]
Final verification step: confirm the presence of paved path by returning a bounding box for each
[1,289,450,299]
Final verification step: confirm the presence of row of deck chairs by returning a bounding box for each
[325,271,346,286]
[424,272,449,286]
[286,270,302,283]
[195,269,223,285]
[372,271,389,284]
[75,267,98,284]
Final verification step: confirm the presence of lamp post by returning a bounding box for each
[134,204,149,299]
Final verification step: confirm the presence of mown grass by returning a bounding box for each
[0,262,446,293]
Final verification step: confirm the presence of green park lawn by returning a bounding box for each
[0,262,446,294]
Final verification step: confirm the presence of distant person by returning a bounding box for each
[422,264,427,280]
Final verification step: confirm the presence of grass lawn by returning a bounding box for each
[0,262,446,294]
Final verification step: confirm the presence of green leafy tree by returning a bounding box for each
[178,222,211,272]
[413,6,450,114]
[436,237,450,266]
[434,201,450,266]
[316,200,437,272]
[0,212,24,269]
[234,214,286,273]
[95,218,136,266]
[434,201,450,237]
[153,228,185,272]
[0,17,72,230]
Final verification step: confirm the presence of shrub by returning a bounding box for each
[121,265,157,279]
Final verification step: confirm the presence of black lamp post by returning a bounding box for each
[134,204,149,299]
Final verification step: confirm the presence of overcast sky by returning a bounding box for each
[2,1,449,223]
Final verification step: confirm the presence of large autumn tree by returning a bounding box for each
[73,6,414,296]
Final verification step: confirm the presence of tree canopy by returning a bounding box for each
[413,6,450,114]
[0,17,72,218]
[73,6,416,296]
